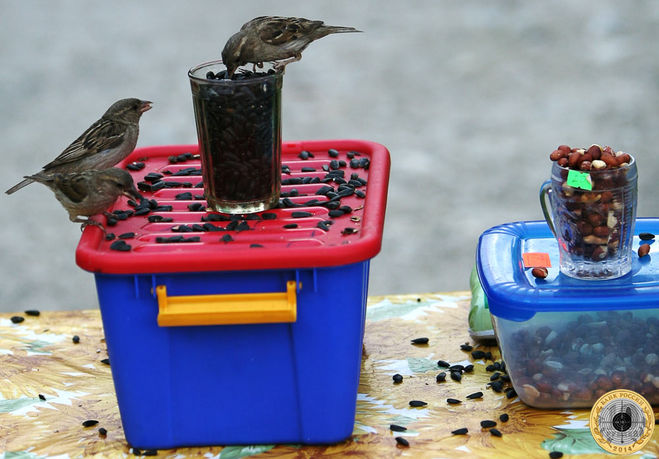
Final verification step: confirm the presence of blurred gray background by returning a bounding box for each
[2,1,658,312]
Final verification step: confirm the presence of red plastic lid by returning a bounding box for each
[76,140,390,274]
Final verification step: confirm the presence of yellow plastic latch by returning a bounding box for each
[156,280,298,327]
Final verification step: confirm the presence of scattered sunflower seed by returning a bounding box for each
[409,400,427,407]
[126,162,145,171]
[104,233,116,241]
[142,450,158,456]
[395,436,409,447]
[98,427,108,437]
[411,337,429,345]
[466,392,483,400]
[118,232,135,239]
[283,223,298,229]
[220,234,233,243]
[390,424,407,432]
[437,360,450,368]
[328,149,339,157]
[72,335,80,344]
[261,213,277,220]
[82,420,99,427]
[451,428,468,435]
[450,371,462,382]
[639,232,655,240]
[38,394,46,401]
[499,413,509,423]
[480,420,497,428]
[10,316,24,324]
[436,372,447,383]
[393,374,403,384]
[460,343,474,351]
[505,388,517,399]
[471,350,486,359]
[463,365,474,373]
[292,211,313,218]
[549,452,564,459]
[447,398,461,405]
[490,428,502,437]
[100,358,110,365]
[109,240,131,252]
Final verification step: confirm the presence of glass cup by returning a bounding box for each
[188,60,282,214]
[540,157,638,280]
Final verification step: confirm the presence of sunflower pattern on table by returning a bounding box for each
[1,294,658,458]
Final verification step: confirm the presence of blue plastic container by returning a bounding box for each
[76,142,390,448]
[477,218,659,408]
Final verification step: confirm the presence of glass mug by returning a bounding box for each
[539,158,638,280]
[189,61,282,214]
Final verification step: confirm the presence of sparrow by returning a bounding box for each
[221,16,361,78]
[6,98,152,195]
[27,168,142,231]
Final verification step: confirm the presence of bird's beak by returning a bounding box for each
[124,187,143,201]
[140,101,153,113]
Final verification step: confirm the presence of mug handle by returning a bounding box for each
[539,180,557,236]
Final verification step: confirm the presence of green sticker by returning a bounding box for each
[566,169,593,190]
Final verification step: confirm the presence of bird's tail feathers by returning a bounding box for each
[5,177,34,195]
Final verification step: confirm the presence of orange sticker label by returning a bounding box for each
[522,252,551,268]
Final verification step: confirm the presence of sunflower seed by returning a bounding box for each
[393,374,403,384]
[411,337,429,345]
[98,427,108,436]
[328,209,345,218]
[471,350,486,359]
[328,149,339,158]
[283,223,298,229]
[447,398,461,404]
[549,452,564,459]
[317,221,332,231]
[100,358,110,365]
[298,150,312,160]
[126,162,145,171]
[505,388,517,399]
[639,232,655,240]
[490,428,502,437]
[450,371,462,382]
[175,192,193,200]
[261,212,277,220]
[110,241,131,252]
[390,424,407,432]
[463,364,474,373]
[82,420,99,427]
[104,233,116,241]
[118,232,135,239]
[25,310,40,316]
[499,413,509,422]
[437,360,451,368]
[72,335,80,344]
[451,428,468,435]
[292,211,313,218]
[409,400,427,407]
[460,343,474,351]
[10,316,24,324]
[466,392,483,399]
[436,372,447,382]
[38,394,46,401]
[395,437,409,447]
[480,420,497,428]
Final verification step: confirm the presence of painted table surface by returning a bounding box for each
[1,292,658,459]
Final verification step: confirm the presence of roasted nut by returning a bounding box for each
[638,244,651,257]
[531,267,548,279]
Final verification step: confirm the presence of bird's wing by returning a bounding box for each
[55,173,89,203]
[43,119,127,170]
[256,17,324,47]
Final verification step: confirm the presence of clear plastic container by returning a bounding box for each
[477,219,659,408]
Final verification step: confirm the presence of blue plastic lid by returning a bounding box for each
[476,218,659,322]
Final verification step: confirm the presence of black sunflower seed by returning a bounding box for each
[150,181,166,192]
[298,150,313,160]
[490,428,502,437]
[317,221,332,231]
[118,232,135,239]
[409,400,427,407]
[142,450,158,456]
[549,452,564,459]
[175,192,193,200]
[250,244,264,248]
[390,424,407,432]
[466,392,483,399]
[355,190,366,198]
[499,413,509,423]
[437,360,450,368]
[261,212,277,220]
[82,420,99,427]
[329,160,340,170]
[110,241,131,252]
[72,335,80,344]
[342,227,358,235]
[25,310,40,316]
[188,203,205,212]
[480,420,497,428]
[134,207,151,216]
[98,427,108,436]
[154,205,173,212]
[485,351,493,360]
[38,394,46,401]
[100,358,110,365]
[301,167,316,172]
[328,149,339,157]
[460,343,473,351]
[639,232,655,240]
[450,371,462,382]
[463,364,474,373]
[393,374,403,384]
[283,223,298,229]
[292,211,313,218]
[104,233,116,241]
[144,172,163,183]
[451,428,468,435]
[505,388,517,399]
[328,209,345,218]
[221,234,233,243]
[10,316,24,324]
[105,216,118,227]
[395,436,409,447]
[126,162,145,171]
[411,337,429,345]
[490,372,501,381]
[471,350,486,359]
[489,380,504,393]
[436,372,447,382]
[486,364,496,372]
[449,364,465,372]
[447,398,461,404]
